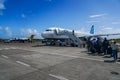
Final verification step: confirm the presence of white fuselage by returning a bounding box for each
[41,27,90,39]
[42,28,69,39]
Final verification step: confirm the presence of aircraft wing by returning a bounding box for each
[89,33,120,37]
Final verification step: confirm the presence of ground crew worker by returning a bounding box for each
[111,41,118,62]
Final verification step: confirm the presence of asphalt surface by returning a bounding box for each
[0,42,120,80]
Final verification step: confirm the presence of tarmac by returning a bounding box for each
[0,42,120,80]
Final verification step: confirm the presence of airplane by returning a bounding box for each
[41,26,92,46]
[41,25,96,40]
[41,27,90,39]
[4,34,35,43]
[41,25,120,46]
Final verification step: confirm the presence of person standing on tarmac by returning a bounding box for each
[96,37,102,54]
[111,41,118,62]
[102,38,109,55]
[72,30,74,35]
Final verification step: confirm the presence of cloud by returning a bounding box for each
[0,26,13,37]
[0,26,3,30]
[76,28,90,34]
[21,28,40,37]
[0,0,6,16]
[0,11,3,15]
[21,13,26,18]
[0,3,5,9]
[112,22,120,24]
[86,21,100,23]
[102,27,113,30]
[48,0,52,2]
[4,27,13,37]
[98,27,120,34]
[45,0,52,2]
[89,14,107,18]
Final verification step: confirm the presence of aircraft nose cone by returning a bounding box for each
[41,32,54,38]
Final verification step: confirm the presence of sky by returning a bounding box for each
[0,0,120,39]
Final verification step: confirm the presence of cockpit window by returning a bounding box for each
[46,29,52,31]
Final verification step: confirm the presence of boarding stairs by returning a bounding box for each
[55,30,82,46]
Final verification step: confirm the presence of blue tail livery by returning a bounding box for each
[90,25,94,34]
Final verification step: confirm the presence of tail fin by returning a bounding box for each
[90,25,94,34]
[29,34,35,42]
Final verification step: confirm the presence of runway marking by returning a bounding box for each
[10,47,17,49]
[0,47,19,50]
[78,57,120,65]
[47,53,79,58]
[49,74,69,80]
[79,57,104,62]
[4,48,10,50]
[116,62,120,64]
[1,55,9,59]
[16,61,30,67]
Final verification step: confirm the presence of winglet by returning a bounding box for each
[90,25,94,34]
